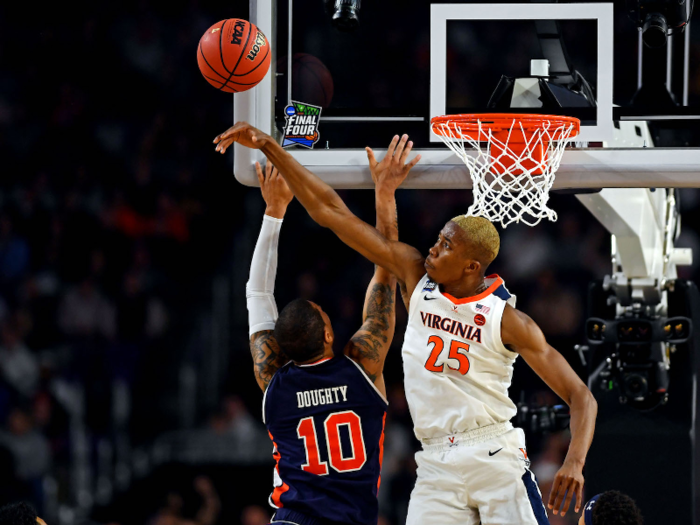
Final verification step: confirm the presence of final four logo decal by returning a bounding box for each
[282,101,321,149]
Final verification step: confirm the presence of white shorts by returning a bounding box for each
[406,425,550,525]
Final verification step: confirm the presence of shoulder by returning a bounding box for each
[342,356,389,405]
[501,304,545,349]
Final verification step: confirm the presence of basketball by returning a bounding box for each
[290,53,334,108]
[197,19,271,93]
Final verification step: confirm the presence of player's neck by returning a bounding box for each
[440,275,487,299]
[295,346,334,366]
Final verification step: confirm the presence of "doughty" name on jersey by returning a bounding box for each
[296,386,348,408]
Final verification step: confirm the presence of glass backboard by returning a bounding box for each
[234,0,700,189]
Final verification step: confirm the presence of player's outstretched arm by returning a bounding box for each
[214,123,426,297]
[247,162,293,392]
[343,141,413,396]
[502,305,598,518]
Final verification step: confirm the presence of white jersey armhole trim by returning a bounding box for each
[344,356,389,405]
[502,282,517,308]
[261,361,292,424]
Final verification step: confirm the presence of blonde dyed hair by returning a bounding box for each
[450,215,500,267]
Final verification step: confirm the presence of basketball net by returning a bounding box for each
[431,114,579,228]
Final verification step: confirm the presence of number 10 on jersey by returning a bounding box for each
[424,335,471,374]
[297,410,367,475]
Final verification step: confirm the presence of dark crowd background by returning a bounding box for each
[1,1,700,524]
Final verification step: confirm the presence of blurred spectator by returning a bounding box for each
[527,270,583,340]
[0,214,30,291]
[222,395,269,454]
[148,476,220,525]
[0,444,21,506]
[241,505,270,525]
[0,408,51,507]
[58,277,115,340]
[0,323,38,398]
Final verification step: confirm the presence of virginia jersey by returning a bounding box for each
[402,274,518,441]
[263,355,388,525]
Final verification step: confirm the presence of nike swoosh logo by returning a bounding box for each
[423,296,438,301]
[488,448,503,456]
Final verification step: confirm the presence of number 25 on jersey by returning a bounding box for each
[424,335,471,375]
[297,410,367,475]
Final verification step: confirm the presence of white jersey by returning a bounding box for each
[402,274,519,441]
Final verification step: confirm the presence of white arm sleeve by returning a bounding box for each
[246,215,283,336]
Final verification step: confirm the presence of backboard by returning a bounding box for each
[234,0,700,189]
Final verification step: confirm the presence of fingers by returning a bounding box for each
[547,477,561,511]
[550,477,572,516]
[265,161,273,178]
[366,147,377,167]
[255,162,265,185]
[574,479,584,514]
[393,134,409,161]
[385,135,400,159]
[216,138,234,154]
[406,153,422,170]
[400,139,414,165]
[560,481,575,516]
[214,121,249,143]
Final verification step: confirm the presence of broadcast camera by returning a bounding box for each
[585,313,692,410]
[324,0,361,32]
[515,402,571,434]
[627,0,692,48]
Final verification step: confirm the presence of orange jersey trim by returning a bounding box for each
[377,412,387,491]
[442,274,504,305]
[298,356,333,367]
[268,430,290,507]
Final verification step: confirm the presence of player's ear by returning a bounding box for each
[324,327,333,345]
[463,259,481,275]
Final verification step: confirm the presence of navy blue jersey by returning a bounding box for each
[263,355,388,525]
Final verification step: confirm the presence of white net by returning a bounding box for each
[431,115,578,228]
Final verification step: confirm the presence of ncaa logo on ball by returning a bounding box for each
[474,314,486,326]
[281,100,322,149]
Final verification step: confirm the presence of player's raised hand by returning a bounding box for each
[214,121,273,154]
[257,161,293,219]
[366,134,421,194]
[548,458,585,517]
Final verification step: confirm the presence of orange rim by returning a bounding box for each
[431,113,580,138]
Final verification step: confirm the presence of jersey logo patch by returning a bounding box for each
[423,296,438,301]
[474,314,486,326]
[422,280,437,292]
[475,303,491,314]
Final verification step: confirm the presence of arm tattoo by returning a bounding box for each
[250,330,289,391]
[348,282,395,382]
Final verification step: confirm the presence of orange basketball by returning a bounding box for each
[197,19,271,93]
[305,131,319,142]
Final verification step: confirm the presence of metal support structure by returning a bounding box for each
[577,188,692,315]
